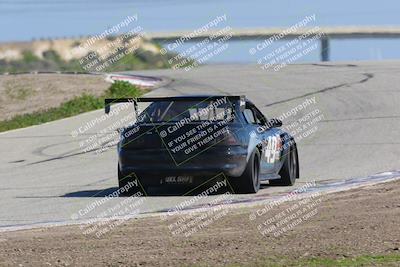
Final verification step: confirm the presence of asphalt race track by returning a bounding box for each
[0,61,399,230]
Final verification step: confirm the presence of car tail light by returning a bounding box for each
[218,129,239,146]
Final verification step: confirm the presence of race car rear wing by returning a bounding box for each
[104,95,246,114]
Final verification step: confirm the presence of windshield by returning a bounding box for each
[138,100,234,123]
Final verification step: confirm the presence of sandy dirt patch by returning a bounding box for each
[0,180,399,266]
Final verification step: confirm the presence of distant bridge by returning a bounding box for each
[147,26,400,61]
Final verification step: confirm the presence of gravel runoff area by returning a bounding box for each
[0,179,399,266]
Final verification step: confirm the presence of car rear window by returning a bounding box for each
[139,100,234,123]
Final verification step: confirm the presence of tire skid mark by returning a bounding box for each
[26,135,116,165]
[264,73,374,107]
[310,63,358,68]
[27,142,116,166]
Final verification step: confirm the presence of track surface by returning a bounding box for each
[1,62,399,229]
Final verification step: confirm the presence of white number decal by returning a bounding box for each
[264,135,282,163]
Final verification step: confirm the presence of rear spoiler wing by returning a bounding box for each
[104,95,246,114]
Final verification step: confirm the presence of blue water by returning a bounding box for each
[1,0,400,62]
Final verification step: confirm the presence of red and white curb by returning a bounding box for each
[104,73,164,88]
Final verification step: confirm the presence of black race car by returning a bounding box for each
[105,95,299,194]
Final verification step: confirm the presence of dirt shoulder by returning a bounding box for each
[0,74,109,120]
[0,180,400,266]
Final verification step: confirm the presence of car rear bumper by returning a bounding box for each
[119,145,248,182]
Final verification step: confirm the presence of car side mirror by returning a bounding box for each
[267,118,282,128]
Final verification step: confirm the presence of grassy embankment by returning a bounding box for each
[0,81,142,132]
[247,254,400,267]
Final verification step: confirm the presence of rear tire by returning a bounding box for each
[231,149,261,193]
[269,146,297,186]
